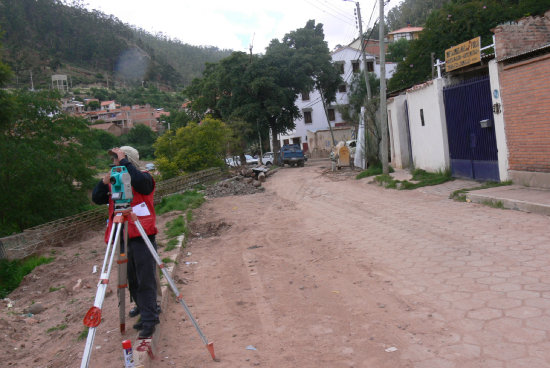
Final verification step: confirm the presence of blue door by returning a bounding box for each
[443,77,499,181]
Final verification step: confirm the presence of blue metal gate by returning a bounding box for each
[443,76,499,181]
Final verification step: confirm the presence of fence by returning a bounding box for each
[0,167,223,260]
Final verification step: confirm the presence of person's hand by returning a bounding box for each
[102,172,110,185]
[110,147,126,161]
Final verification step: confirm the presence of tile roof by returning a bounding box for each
[388,26,423,35]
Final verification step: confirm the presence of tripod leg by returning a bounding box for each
[132,216,216,360]
[80,221,124,368]
[117,223,128,334]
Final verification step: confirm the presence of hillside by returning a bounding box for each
[0,0,232,91]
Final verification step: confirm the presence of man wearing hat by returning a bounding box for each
[92,146,159,338]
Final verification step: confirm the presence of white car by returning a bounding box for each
[262,152,275,165]
[245,155,258,165]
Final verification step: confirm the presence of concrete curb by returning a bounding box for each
[134,233,186,367]
[467,192,550,216]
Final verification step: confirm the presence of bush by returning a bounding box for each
[0,256,54,298]
[156,191,205,215]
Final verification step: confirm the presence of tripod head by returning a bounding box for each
[110,166,133,211]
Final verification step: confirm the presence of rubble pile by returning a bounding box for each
[204,166,277,198]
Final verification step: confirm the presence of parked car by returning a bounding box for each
[245,154,258,165]
[262,152,275,165]
[280,144,306,167]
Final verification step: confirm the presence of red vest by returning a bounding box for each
[104,179,158,243]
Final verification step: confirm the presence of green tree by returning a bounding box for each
[90,129,118,150]
[185,20,340,157]
[126,124,157,159]
[153,118,230,178]
[0,88,97,235]
[86,100,100,111]
[387,38,410,62]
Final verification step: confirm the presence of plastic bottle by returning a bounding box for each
[122,339,135,368]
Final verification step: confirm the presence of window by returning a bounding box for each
[338,84,347,93]
[304,111,312,124]
[352,61,360,73]
[302,91,310,101]
[335,62,344,74]
[367,61,374,72]
[420,109,425,126]
[328,109,335,121]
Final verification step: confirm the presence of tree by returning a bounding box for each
[153,118,230,179]
[185,20,341,158]
[0,87,97,235]
[338,72,382,165]
[387,38,410,62]
[125,124,158,159]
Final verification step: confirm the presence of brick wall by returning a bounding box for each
[499,53,550,172]
[493,10,550,60]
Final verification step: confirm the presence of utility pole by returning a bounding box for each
[379,0,389,174]
[355,2,372,101]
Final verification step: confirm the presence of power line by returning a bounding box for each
[302,0,355,25]
[320,0,356,21]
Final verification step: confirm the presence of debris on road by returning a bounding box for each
[205,166,278,198]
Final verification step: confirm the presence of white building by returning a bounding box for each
[277,42,396,154]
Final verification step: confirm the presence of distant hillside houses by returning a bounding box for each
[61,99,170,136]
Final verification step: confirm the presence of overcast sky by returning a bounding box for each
[84,0,390,53]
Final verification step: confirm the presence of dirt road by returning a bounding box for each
[155,161,550,368]
[3,160,550,367]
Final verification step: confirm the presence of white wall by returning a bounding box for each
[488,59,509,181]
[279,46,396,148]
[387,94,411,169]
[406,78,450,172]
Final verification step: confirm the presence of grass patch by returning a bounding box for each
[165,215,187,238]
[77,327,89,341]
[162,257,174,264]
[49,286,65,292]
[164,238,179,251]
[356,164,394,180]
[0,256,54,298]
[399,169,453,189]
[374,169,452,190]
[47,323,67,333]
[482,200,505,209]
[156,191,205,215]
[450,180,512,201]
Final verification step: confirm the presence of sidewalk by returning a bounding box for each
[466,185,550,216]
[390,168,550,217]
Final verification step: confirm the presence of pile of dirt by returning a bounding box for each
[204,166,277,198]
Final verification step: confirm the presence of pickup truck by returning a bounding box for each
[279,144,306,167]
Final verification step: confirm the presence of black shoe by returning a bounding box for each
[133,318,159,331]
[129,306,140,318]
[138,324,156,338]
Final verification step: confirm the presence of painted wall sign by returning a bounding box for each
[445,37,481,72]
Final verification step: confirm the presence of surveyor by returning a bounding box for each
[92,146,159,338]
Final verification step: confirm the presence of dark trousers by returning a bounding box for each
[127,234,158,326]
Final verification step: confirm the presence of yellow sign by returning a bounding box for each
[445,37,481,72]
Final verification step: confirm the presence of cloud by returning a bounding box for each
[84,0,363,52]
